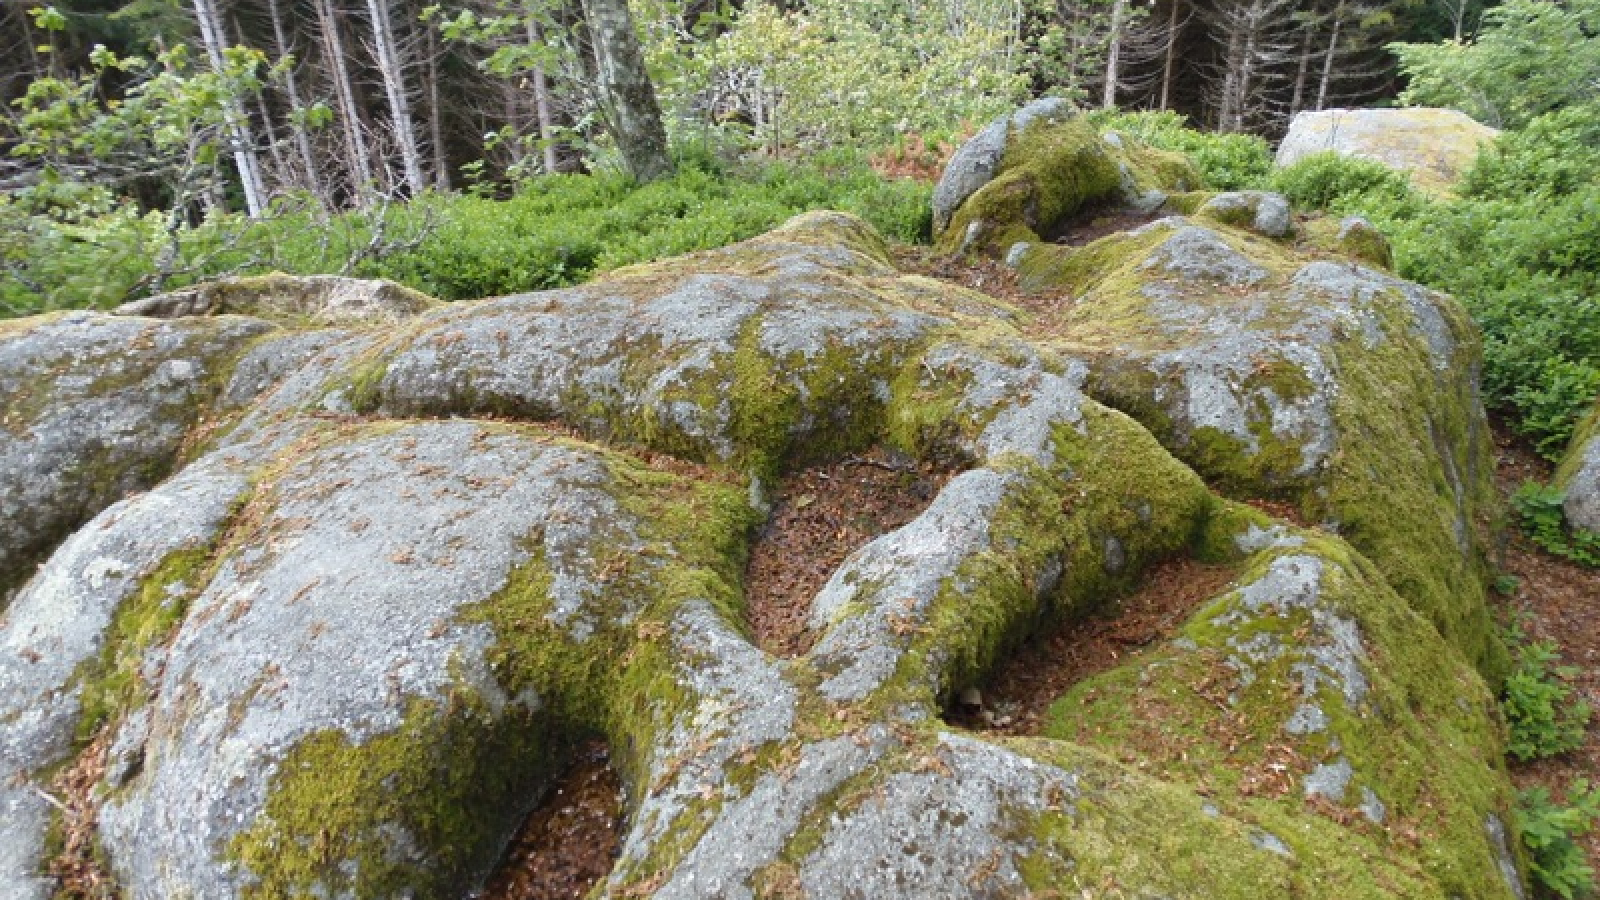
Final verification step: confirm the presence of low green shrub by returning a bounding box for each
[1513,482,1600,567]
[1268,152,1415,212]
[0,154,934,314]
[1501,625,1592,761]
[1519,780,1600,900]
[1086,110,1273,191]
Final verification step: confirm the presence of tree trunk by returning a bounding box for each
[528,18,559,174]
[367,0,427,195]
[1290,19,1314,116]
[267,0,328,208]
[191,0,268,217]
[1316,9,1342,111]
[424,17,450,189]
[1102,0,1125,110]
[1160,0,1180,111]
[580,0,673,182]
[317,0,377,203]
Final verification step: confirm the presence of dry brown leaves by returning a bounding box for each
[479,741,625,900]
[744,449,951,657]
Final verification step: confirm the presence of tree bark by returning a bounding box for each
[316,0,377,204]
[1316,7,1342,111]
[367,0,427,195]
[424,16,450,189]
[1160,0,1181,111]
[267,0,328,208]
[1102,0,1126,110]
[528,18,559,174]
[191,0,268,217]
[580,0,673,182]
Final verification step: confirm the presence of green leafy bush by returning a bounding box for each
[1268,152,1415,213]
[1513,482,1600,567]
[0,155,934,313]
[1519,780,1600,900]
[1087,110,1273,190]
[1501,628,1593,761]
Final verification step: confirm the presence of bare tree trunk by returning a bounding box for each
[367,0,426,195]
[424,17,450,189]
[1316,8,1342,111]
[317,0,376,203]
[1160,0,1180,111]
[1219,22,1245,131]
[1290,19,1314,116]
[192,0,268,217]
[528,18,559,174]
[1102,0,1126,110]
[267,0,328,207]
[580,0,673,182]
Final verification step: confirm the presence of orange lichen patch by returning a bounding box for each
[949,556,1240,736]
[479,741,625,900]
[745,448,952,657]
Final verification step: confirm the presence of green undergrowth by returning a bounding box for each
[1518,779,1600,900]
[2,154,933,317]
[1500,623,1592,763]
[1512,482,1600,567]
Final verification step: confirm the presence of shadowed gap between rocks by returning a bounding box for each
[744,446,955,657]
[478,739,626,900]
[945,554,1242,736]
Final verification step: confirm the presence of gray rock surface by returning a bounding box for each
[1276,107,1500,191]
[1196,190,1294,238]
[1555,406,1600,531]
[0,313,271,604]
[0,211,1522,899]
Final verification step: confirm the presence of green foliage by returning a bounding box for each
[1500,626,1592,762]
[1518,780,1600,900]
[1268,152,1416,212]
[1392,0,1600,129]
[698,0,1028,153]
[1086,110,1273,190]
[1513,482,1600,567]
[0,154,933,313]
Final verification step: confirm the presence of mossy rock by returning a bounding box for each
[1554,399,1600,533]
[1006,215,1505,681]
[115,273,438,326]
[1300,215,1395,269]
[933,100,1198,258]
[0,212,1520,899]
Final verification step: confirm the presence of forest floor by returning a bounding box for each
[1492,425,1600,875]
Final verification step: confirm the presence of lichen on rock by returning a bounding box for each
[0,201,1522,899]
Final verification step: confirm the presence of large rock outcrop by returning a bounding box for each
[1275,107,1501,193]
[1,204,1522,899]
